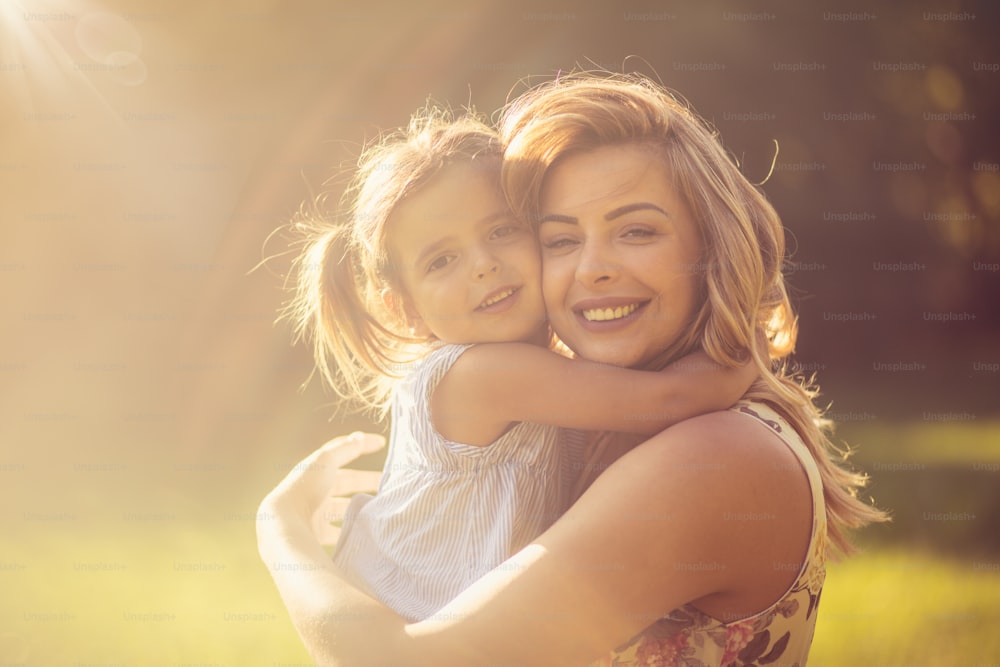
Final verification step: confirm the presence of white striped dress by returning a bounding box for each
[332,344,564,621]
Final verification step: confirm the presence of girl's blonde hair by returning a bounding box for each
[286,107,501,415]
[499,72,887,555]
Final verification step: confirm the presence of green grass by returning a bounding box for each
[1,522,311,666]
[5,534,998,666]
[808,419,1000,665]
[3,420,998,664]
[811,548,1000,667]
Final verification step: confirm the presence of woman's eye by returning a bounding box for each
[541,237,578,250]
[622,226,657,239]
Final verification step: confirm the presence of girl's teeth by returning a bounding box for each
[582,303,640,322]
[482,289,514,307]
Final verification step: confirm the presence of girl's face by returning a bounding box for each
[389,163,548,346]
[538,143,703,368]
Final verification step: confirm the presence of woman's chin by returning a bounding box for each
[563,339,645,368]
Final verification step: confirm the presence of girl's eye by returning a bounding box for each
[489,223,521,240]
[427,255,454,273]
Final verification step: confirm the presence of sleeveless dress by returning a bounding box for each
[588,401,828,667]
[332,344,563,621]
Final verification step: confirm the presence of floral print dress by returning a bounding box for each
[589,401,828,667]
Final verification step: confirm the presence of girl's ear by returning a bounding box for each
[382,288,431,338]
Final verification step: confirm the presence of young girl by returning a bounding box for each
[286,107,756,621]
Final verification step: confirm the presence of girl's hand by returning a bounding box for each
[261,432,385,547]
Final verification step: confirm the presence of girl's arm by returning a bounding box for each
[433,342,756,445]
[260,419,811,666]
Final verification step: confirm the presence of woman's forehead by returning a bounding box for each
[540,145,680,212]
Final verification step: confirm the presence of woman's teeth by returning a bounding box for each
[581,302,640,322]
[481,289,514,308]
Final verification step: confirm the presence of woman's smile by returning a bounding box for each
[576,298,648,323]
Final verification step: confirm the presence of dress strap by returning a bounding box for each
[729,401,824,504]
[730,401,814,477]
[726,400,828,622]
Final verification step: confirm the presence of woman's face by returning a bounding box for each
[538,143,703,368]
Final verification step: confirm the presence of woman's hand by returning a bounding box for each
[261,431,385,547]
[258,432,404,667]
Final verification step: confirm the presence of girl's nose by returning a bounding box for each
[472,251,500,281]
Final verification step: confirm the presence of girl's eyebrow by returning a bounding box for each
[413,209,512,267]
[478,209,516,225]
[539,202,671,225]
[414,237,454,268]
[538,213,576,225]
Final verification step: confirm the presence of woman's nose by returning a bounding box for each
[574,241,619,285]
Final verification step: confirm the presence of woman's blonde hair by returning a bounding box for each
[285,107,501,415]
[499,72,887,555]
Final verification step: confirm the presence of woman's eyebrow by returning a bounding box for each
[605,202,671,220]
[539,202,671,225]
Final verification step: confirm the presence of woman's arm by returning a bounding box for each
[433,342,756,444]
[257,433,403,663]
[259,492,400,662]
[261,419,812,666]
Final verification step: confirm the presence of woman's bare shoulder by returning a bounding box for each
[619,409,811,527]
[633,409,803,474]
[579,409,811,541]
[592,409,813,614]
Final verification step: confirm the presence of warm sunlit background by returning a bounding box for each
[2,0,998,664]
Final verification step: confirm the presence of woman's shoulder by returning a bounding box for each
[661,404,818,507]
[593,406,810,518]
[664,408,808,514]
[641,407,804,474]
[606,407,811,557]
[580,406,824,665]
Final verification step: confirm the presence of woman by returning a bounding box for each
[258,72,886,666]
